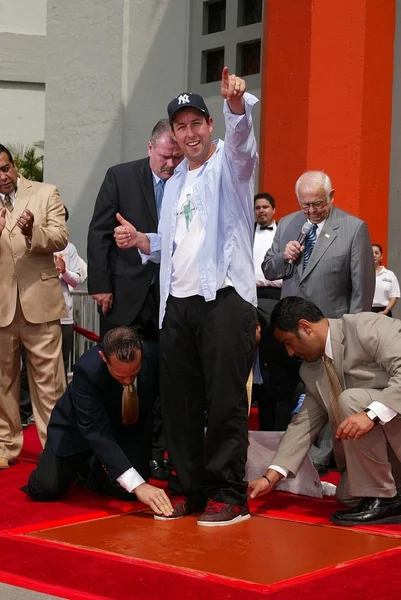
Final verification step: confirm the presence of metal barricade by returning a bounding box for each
[70,290,99,373]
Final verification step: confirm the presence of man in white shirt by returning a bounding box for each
[114,67,258,526]
[252,192,301,430]
[248,296,401,526]
[253,192,281,317]
[21,327,173,517]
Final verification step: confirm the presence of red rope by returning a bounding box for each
[73,324,100,343]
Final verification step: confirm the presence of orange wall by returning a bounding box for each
[259,0,395,257]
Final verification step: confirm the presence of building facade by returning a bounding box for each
[2,0,401,316]
[0,0,46,147]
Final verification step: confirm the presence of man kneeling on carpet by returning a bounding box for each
[21,327,173,518]
[248,297,401,527]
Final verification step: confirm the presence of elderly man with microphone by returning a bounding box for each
[262,170,375,470]
[262,170,374,319]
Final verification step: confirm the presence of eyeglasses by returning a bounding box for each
[299,196,329,211]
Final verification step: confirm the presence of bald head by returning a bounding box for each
[295,171,332,199]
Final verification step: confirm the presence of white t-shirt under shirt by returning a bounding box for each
[170,165,233,298]
[170,166,205,297]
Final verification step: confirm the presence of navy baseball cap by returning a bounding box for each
[167,93,210,125]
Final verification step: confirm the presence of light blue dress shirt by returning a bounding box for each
[141,93,259,328]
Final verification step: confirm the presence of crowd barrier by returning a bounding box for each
[69,290,99,375]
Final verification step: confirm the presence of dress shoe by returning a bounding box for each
[149,459,169,481]
[331,495,401,526]
[0,458,10,469]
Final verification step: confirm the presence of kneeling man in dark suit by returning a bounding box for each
[249,297,401,526]
[21,327,173,518]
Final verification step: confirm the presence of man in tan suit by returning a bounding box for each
[0,144,68,469]
[248,296,401,526]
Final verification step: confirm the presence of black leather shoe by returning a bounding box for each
[331,495,401,526]
[149,459,169,481]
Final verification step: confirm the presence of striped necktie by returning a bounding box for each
[303,223,317,269]
[323,355,342,425]
[155,179,166,220]
[3,194,13,213]
[122,384,139,425]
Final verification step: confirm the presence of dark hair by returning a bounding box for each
[0,144,14,165]
[170,108,210,131]
[150,118,174,146]
[101,327,142,363]
[254,192,276,210]
[63,205,69,222]
[270,297,324,333]
[372,243,383,254]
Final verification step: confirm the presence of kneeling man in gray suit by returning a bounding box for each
[248,297,401,526]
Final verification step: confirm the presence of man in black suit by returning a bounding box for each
[87,119,183,480]
[87,119,183,337]
[21,327,173,518]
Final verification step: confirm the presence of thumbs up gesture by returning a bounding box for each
[114,213,138,249]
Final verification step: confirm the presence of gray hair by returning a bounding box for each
[150,118,175,146]
[295,171,332,201]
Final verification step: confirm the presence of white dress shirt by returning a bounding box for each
[269,325,397,479]
[117,468,145,493]
[0,177,18,206]
[373,267,400,307]
[253,221,282,287]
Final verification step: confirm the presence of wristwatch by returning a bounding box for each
[363,408,380,425]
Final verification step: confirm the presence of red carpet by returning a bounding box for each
[0,425,400,599]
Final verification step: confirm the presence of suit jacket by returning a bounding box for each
[46,344,156,481]
[262,206,375,318]
[272,312,401,476]
[0,175,68,327]
[87,158,159,326]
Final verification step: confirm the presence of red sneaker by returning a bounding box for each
[197,500,251,527]
[154,495,204,521]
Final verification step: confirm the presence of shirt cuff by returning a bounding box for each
[116,467,145,493]
[61,269,80,287]
[269,465,289,478]
[223,92,259,124]
[368,401,398,424]
[139,233,161,265]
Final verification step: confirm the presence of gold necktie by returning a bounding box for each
[122,384,139,425]
[246,368,253,415]
[323,355,342,425]
[4,194,13,212]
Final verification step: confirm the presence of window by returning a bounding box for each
[202,47,225,83]
[203,0,226,35]
[238,0,263,27]
[237,39,261,76]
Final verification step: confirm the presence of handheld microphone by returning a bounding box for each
[287,221,313,264]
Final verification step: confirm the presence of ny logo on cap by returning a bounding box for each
[177,94,190,105]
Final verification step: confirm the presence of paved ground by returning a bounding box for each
[0,583,63,600]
